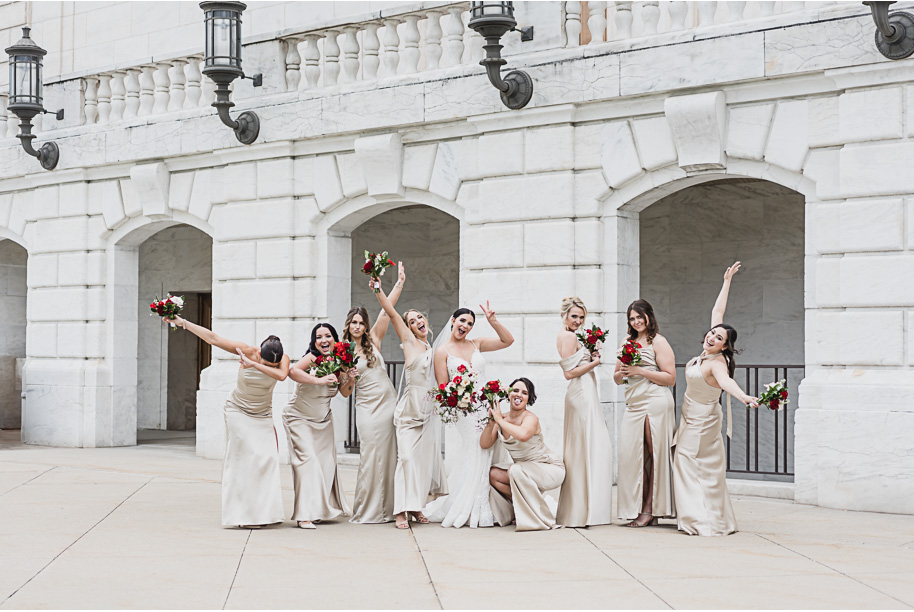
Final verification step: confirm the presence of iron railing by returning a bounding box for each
[345,360,405,452]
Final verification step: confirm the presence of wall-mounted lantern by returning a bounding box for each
[467,1,535,110]
[863,1,914,60]
[5,28,64,171]
[200,1,263,144]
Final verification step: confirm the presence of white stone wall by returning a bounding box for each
[0,239,27,429]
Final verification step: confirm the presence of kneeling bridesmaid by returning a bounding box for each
[481,378,566,531]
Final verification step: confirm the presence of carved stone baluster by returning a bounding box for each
[184,57,202,108]
[138,65,156,116]
[84,77,99,124]
[340,27,360,82]
[402,15,421,74]
[614,2,633,39]
[588,2,607,44]
[425,10,443,69]
[124,68,141,119]
[167,59,186,111]
[153,62,171,114]
[323,30,341,86]
[302,34,323,88]
[565,1,582,46]
[668,1,689,30]
[727,2,747,21]
[109,70,126,121]
[463,11,485,63]
[0,93,8,138]
[642,2,660,34]
[362,24,380,80]
[381,19,401,76]
[758,2,776,16]
[443,7,465,67]
[698,1,717,26]
[97,73,112,124]
[284,37,302,91]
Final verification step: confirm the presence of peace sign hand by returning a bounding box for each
[479,300,497,324]
[397,261,406,284]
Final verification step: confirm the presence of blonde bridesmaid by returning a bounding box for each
[345,263,407,524]
[374,283,447,529]
[284,323,355,529]
[613,299,677,527]
[672,262,759,536]
[483,377,566,531]
[555,297,613,528]
[167,316,288,528]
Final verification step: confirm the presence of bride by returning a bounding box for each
[424,302,514,528]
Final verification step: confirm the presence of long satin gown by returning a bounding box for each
[617,344,676,520]
[350,348,398,524]
[393,345,447,514]
[556,344,614,527]
[671,353,738,536]
[284,379,351,522]
[489,431,566,531]
[221,367,285,527]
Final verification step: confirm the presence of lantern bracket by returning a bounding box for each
[863,1,914,59]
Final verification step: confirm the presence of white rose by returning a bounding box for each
[170,296,184,308]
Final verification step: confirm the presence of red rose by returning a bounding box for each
[447,395,458,407]
[770,399,780,410]
[387,259,394,266]
[457,364,467,374]
[780,390,788,399]
[453,376,462,385]
[362,261,373,273]
[315,355,324,365]
[439,383,446,390]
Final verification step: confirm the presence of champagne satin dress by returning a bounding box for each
[350,348,398,524]
[671,354,738,536]
[221,367,285,527]
[283,379,351,522]
[617,344,676,520]
[393,346,447,514]
[556,345,614,527]
[489,431,566,531]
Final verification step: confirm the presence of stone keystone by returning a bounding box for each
[664,91,727,173]
[355,133,405,198]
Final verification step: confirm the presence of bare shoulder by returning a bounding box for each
[652,334,672,349]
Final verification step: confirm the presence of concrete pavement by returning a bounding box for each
[1,429,912,610]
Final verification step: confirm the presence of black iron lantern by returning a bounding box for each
[200,1,262,144]
[863,1,914,60]
[468,1,535,110]
[5,27,63,171]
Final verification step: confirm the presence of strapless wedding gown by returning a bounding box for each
[424,348,496,528]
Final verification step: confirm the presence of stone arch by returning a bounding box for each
[0,228,29,250]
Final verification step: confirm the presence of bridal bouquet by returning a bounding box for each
[362,250,395,293]
[430,363,480,424]
[617,340,643,384]
[576,324,606,354]
[756,379,789,411]
[308,340,360,381]
[149,294,184,331]
[481,379,510,405]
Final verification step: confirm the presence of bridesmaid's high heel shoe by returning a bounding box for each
[298,521,316,530]
[409,512,430,524]
[625,514,657,528]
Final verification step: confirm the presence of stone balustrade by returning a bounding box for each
[565,1,825,45]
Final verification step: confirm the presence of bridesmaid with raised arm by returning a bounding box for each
[166,315,289,528]
[374,283,447,529]
[672,262,759,536]
[345,262,407,524]
[282,323,356,529]
[555,296,613,528]
[613,300,677,527]
[482,377,566,531]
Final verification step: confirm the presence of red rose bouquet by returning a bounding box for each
[757,379,789,411]
[308,340,360,381]
[576,324,606,354]
[481,379,509,405]
[362,250,395,293]
[617,340,643,384]
[149,294,184,331]
[430,363,480,424]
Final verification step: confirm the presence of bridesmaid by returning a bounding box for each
[672,262,759,536]
[374,284,448,529]
[167,316,288,528]
[483,377,566,531]
[613,299,677,527]
[345,262,407,524]
[282,323,356,529]
[555,296,613,528]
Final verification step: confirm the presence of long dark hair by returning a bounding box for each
[509,377,537,406]
[260,335,284,364]
[343,307,376,369]
[308,323,339,358]
[451,307,476,328]
[710,323,740,378]
[626,299,659,344]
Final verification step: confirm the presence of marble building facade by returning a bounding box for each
[0,1,912,514]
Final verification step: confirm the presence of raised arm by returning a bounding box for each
[708,359,758,407]
[370,262,406,348]
[711,262,741,328]
[474,301,514,352]
[173,315,253,357]
[238,349,290,382]
[374,282,413,346]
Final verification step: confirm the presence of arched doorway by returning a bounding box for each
[0,239,27,431]
[633,177,804,480]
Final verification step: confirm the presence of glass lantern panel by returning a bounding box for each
[11,56,36,104]
[212,14,233,65]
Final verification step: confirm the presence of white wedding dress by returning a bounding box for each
[424,346,496,528]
